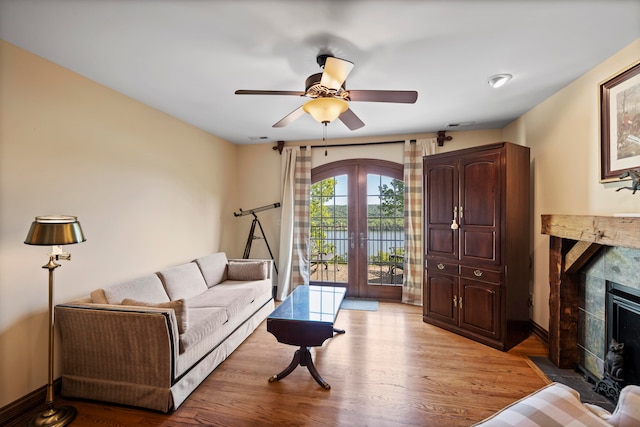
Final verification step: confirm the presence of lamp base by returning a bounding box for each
[28,405,77,427]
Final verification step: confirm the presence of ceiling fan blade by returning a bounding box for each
[273,106,306,128]
[347,90,418,103]
[339,108,365,130]
[235,90,306,96]
[320,57,354,91]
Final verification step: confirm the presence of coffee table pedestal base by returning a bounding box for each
[269,346,331,390]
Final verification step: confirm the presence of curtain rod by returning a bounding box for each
[272,139,407,154]
[272,131,452,154]
[301,139,412,149]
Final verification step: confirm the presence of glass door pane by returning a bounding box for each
[310,175,348,284]
[366,174,405,287]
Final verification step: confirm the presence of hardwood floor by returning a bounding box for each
[21,302,549,426]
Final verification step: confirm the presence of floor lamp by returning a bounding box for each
[24,215,86,427]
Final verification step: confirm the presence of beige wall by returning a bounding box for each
[502,38,640,330]
[0,40,240,406]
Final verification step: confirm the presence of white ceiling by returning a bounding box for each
[1,0,639,145]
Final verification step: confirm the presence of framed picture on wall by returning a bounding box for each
[600,61,640,182]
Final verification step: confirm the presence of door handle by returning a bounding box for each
[350,232,355,249]
[451,206,459,230]
[359,232,367,249]
[453,295,463,310]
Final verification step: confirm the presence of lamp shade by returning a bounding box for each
[303,97,349,124]
[24,215,86,246]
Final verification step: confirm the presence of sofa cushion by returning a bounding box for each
[158,263,208,301]
[122,298,188,334]
[219,279,272,305]
[194,252,228,287]
[187,285,255,318]
[103,274,170,305]
[179,307,228,353]
[472,382,612,426]
[227,260,268,281]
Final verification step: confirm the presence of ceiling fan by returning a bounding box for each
[235,54,418,130]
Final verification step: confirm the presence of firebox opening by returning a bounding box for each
[606,282,640,387]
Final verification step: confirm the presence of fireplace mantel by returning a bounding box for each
[541,214,640,368]
[542,214,640,249]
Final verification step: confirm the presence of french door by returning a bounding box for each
[310,159,403,301]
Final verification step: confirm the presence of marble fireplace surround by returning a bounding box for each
[541,214,640,369]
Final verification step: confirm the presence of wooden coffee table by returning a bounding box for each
[267,285,346,390]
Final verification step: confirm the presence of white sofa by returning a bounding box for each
[55,252,274,412]
[473,382,640,427]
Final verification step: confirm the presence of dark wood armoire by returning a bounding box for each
[422,142,530,351]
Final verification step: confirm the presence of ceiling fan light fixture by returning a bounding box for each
[488,73,513,88]
[303,97,349,124]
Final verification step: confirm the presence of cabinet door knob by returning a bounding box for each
[437,263,445,270]
[474,269,483,277]
[453,295,457,308]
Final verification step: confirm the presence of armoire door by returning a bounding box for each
[423,270,458,326]
[423,158,458,260]
[458,278,501,340]
[458,150,501,266]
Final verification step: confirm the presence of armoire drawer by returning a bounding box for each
[459,266,502,283]
[426,260,459,275]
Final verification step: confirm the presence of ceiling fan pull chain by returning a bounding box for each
[323,122,328,156]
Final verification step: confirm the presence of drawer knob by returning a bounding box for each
[437,263,445,270]
[473,269,483,277]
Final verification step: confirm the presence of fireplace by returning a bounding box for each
[541,214,640,375]
[576,246,640,396]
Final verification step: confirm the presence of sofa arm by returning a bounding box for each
[55,304,180,387]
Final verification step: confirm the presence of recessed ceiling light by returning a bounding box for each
[488,74,513,88]
[447,121,476,127]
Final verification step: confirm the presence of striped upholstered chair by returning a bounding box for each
[473,382,640,427]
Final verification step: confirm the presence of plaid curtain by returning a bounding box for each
[291,147,311,292]
[402,139,437,305]
[276,147,310,300]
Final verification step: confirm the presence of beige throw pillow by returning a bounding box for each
[227,261,268,281]
[121,298,188,334]
[90,288,109,304]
